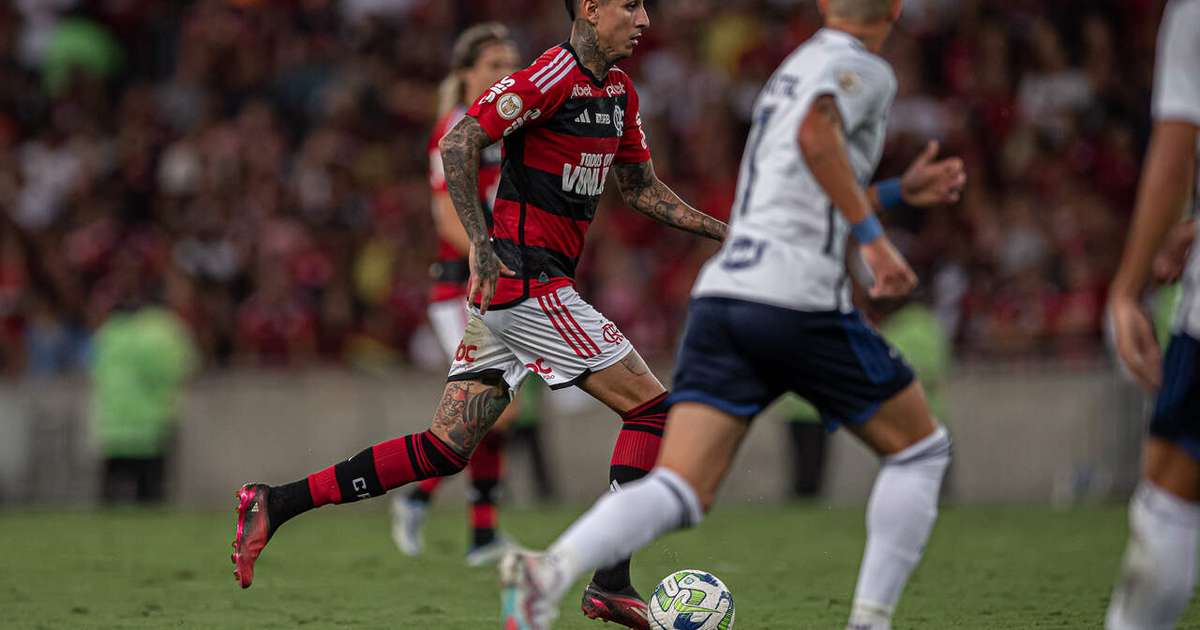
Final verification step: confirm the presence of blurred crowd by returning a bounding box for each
[0,0,1165,376]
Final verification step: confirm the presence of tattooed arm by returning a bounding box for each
[438,116,514,312]
[613,160,727,242]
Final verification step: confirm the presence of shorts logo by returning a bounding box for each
[601,323,625,345]
[497,93,524,120]
[455,343,479,363]
[525,358,553,375]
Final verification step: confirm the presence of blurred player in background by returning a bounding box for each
[1106,1,1200,628]
[390,22,522,568]
[232,0,727,627]
[499,1,966,628]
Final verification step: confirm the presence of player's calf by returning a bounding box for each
[1106,481,1199,630]
[657,402,752,512]
[591,391,669,595]
[847,386,951,630]
[1106,439,1200,630]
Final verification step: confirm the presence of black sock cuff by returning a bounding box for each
[470,478,501,504]
[610,464,651,486]
[418,432,469,474]
[621,391,670,420]
[334,446,385,503]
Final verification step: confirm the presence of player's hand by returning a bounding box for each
[468,240,516,314]
[860,237,918,299]
[900,140,966,207]
[1109,294,1162,390]
[1153,219,1196,284]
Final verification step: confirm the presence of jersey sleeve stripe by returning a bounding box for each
[532,54,572,89]
[529,49,570,84]
[537,59,577,93]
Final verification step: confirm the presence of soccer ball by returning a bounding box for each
[648,569,735,630]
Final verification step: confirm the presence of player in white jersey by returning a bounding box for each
[1106,1,1200,628]
[497,1,966,629]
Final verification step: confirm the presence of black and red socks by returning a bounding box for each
[592,392,669,592]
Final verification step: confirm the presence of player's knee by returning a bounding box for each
[420,430,470,477]
[881,424,951,474]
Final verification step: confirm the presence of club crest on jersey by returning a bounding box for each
[613,105,625,134]
[562,152,614,195]
[497,93,524,120]
[838,71,862,95]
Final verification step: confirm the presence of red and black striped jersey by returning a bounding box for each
[466,43,651,309]
[428,106,503,303]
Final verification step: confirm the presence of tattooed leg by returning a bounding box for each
[271,378,513,525]
[431,378,513,458]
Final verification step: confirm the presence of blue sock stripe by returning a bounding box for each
[653,473,699,529]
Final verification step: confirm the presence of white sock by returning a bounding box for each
[1106,482,1200,630]
[849,425,951,629]
[543,467,703,596]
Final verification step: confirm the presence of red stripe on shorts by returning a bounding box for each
[537,295,588,358]
[552,290,601,355]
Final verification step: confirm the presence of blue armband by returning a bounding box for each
[851,215,884,244]
[876,177,904,211]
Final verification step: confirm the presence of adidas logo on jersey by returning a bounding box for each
[575,110,592,124]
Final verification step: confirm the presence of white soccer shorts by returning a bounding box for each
[446,285,633,390]
[428,298,470,361]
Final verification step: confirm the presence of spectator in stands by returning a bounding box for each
[91,252,197,504]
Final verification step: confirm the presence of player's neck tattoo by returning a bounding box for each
[570,20,613,79]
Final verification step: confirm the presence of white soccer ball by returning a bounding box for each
[648,569,736,630]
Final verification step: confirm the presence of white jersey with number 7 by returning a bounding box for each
[692,28,897,313]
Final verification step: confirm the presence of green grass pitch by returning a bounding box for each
[2,503,1198,629]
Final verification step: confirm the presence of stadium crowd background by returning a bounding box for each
[0,0,1165,377]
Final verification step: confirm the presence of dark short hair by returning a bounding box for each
[565,0,576,20]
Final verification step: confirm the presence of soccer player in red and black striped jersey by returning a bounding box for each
[231,2,725,627]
